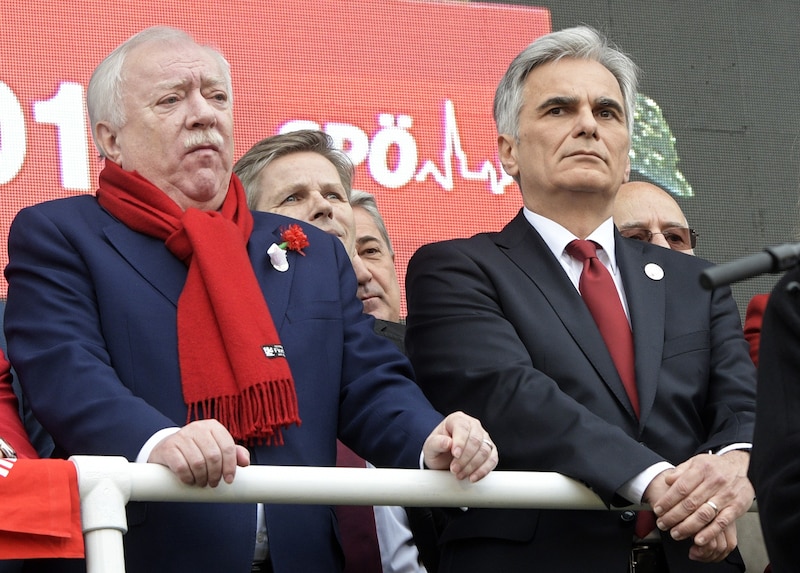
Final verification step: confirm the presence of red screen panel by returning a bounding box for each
[0,1,551,311]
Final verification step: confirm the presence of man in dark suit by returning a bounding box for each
[405,26,756,572]
[749,270,800,572]
[236,132,407,354]
[235,132,438,572]
[3,27,498,573]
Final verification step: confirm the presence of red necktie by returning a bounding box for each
[566,240,653,538]
[335,441,383,573]
[566,239,639,417]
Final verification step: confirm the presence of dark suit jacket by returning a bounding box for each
[374,319,406,355]
[405,211,755,572]
[749,269,800,573]
[4,196,443,573]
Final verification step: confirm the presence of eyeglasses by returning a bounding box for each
[619,227,698,250]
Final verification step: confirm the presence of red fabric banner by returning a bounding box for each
[0,459,84,559]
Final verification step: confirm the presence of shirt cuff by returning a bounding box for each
[136,427,180,463]
[618,461,675,505]
[714,443,751,456]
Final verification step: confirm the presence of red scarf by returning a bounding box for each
[96,161,300,444]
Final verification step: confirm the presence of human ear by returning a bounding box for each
[95,122,122,163]
[497,134,519,178]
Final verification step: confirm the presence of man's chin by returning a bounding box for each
[362,298,387,319]
[558,173,618,195]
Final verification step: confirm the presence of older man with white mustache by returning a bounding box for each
[4,27,498,573]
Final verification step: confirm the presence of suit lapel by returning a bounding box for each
[616,236,666,427]
[247,216,298,332]
[496,212,638,420]
[104,220,186,306]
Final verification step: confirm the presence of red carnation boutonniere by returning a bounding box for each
[267,224,309,272]
[279,224,309,254]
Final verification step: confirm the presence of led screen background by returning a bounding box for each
[1,0,799,316]
[0,0,549,312]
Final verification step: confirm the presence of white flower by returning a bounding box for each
[267,243,289,272]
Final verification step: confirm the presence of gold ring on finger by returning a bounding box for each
[705,500,719,515]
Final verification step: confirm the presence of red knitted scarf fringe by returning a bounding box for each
[96,161,301,445]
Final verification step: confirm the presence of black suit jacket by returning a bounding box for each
[749,268,800,573]
[405,211,756,572]
[374,319,406,355]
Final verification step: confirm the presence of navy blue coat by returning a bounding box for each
[4,196,443,573]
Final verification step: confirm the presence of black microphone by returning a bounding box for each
[700,243,800,289]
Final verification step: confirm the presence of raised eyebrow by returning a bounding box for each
[320,183,347,196]
[154,78,188,93]
[274,184,311,201]
[280,182,309,194]
[537,96,578,111]
[617,221,647,231]
[357,234,382,247]
[154,76,227,94]
[203,75,229,91]
[617,222,688,233]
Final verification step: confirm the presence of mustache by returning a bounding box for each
[184,130,225,150]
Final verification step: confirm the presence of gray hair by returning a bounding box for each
[87,26,232,156]
[350,189,394,256]
[234,130,355,210]
[494,26,639,138]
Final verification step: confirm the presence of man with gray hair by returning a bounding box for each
[3,28,498,573]
[405,26,755,572]
[350,190,402,324]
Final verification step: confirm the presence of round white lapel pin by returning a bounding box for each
[644,263,664,281]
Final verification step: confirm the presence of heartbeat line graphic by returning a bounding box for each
[416,99,515,195]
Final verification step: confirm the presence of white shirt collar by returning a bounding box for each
[522,207,618,274]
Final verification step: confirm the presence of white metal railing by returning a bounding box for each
[71,455,612,572]
[70,456,755,573]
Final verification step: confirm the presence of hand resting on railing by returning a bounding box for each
[147,411,499,489]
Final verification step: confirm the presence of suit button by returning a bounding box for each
[620,510,636,522]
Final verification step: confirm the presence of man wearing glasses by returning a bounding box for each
[614,181,697,254]
[614,181,771,572]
